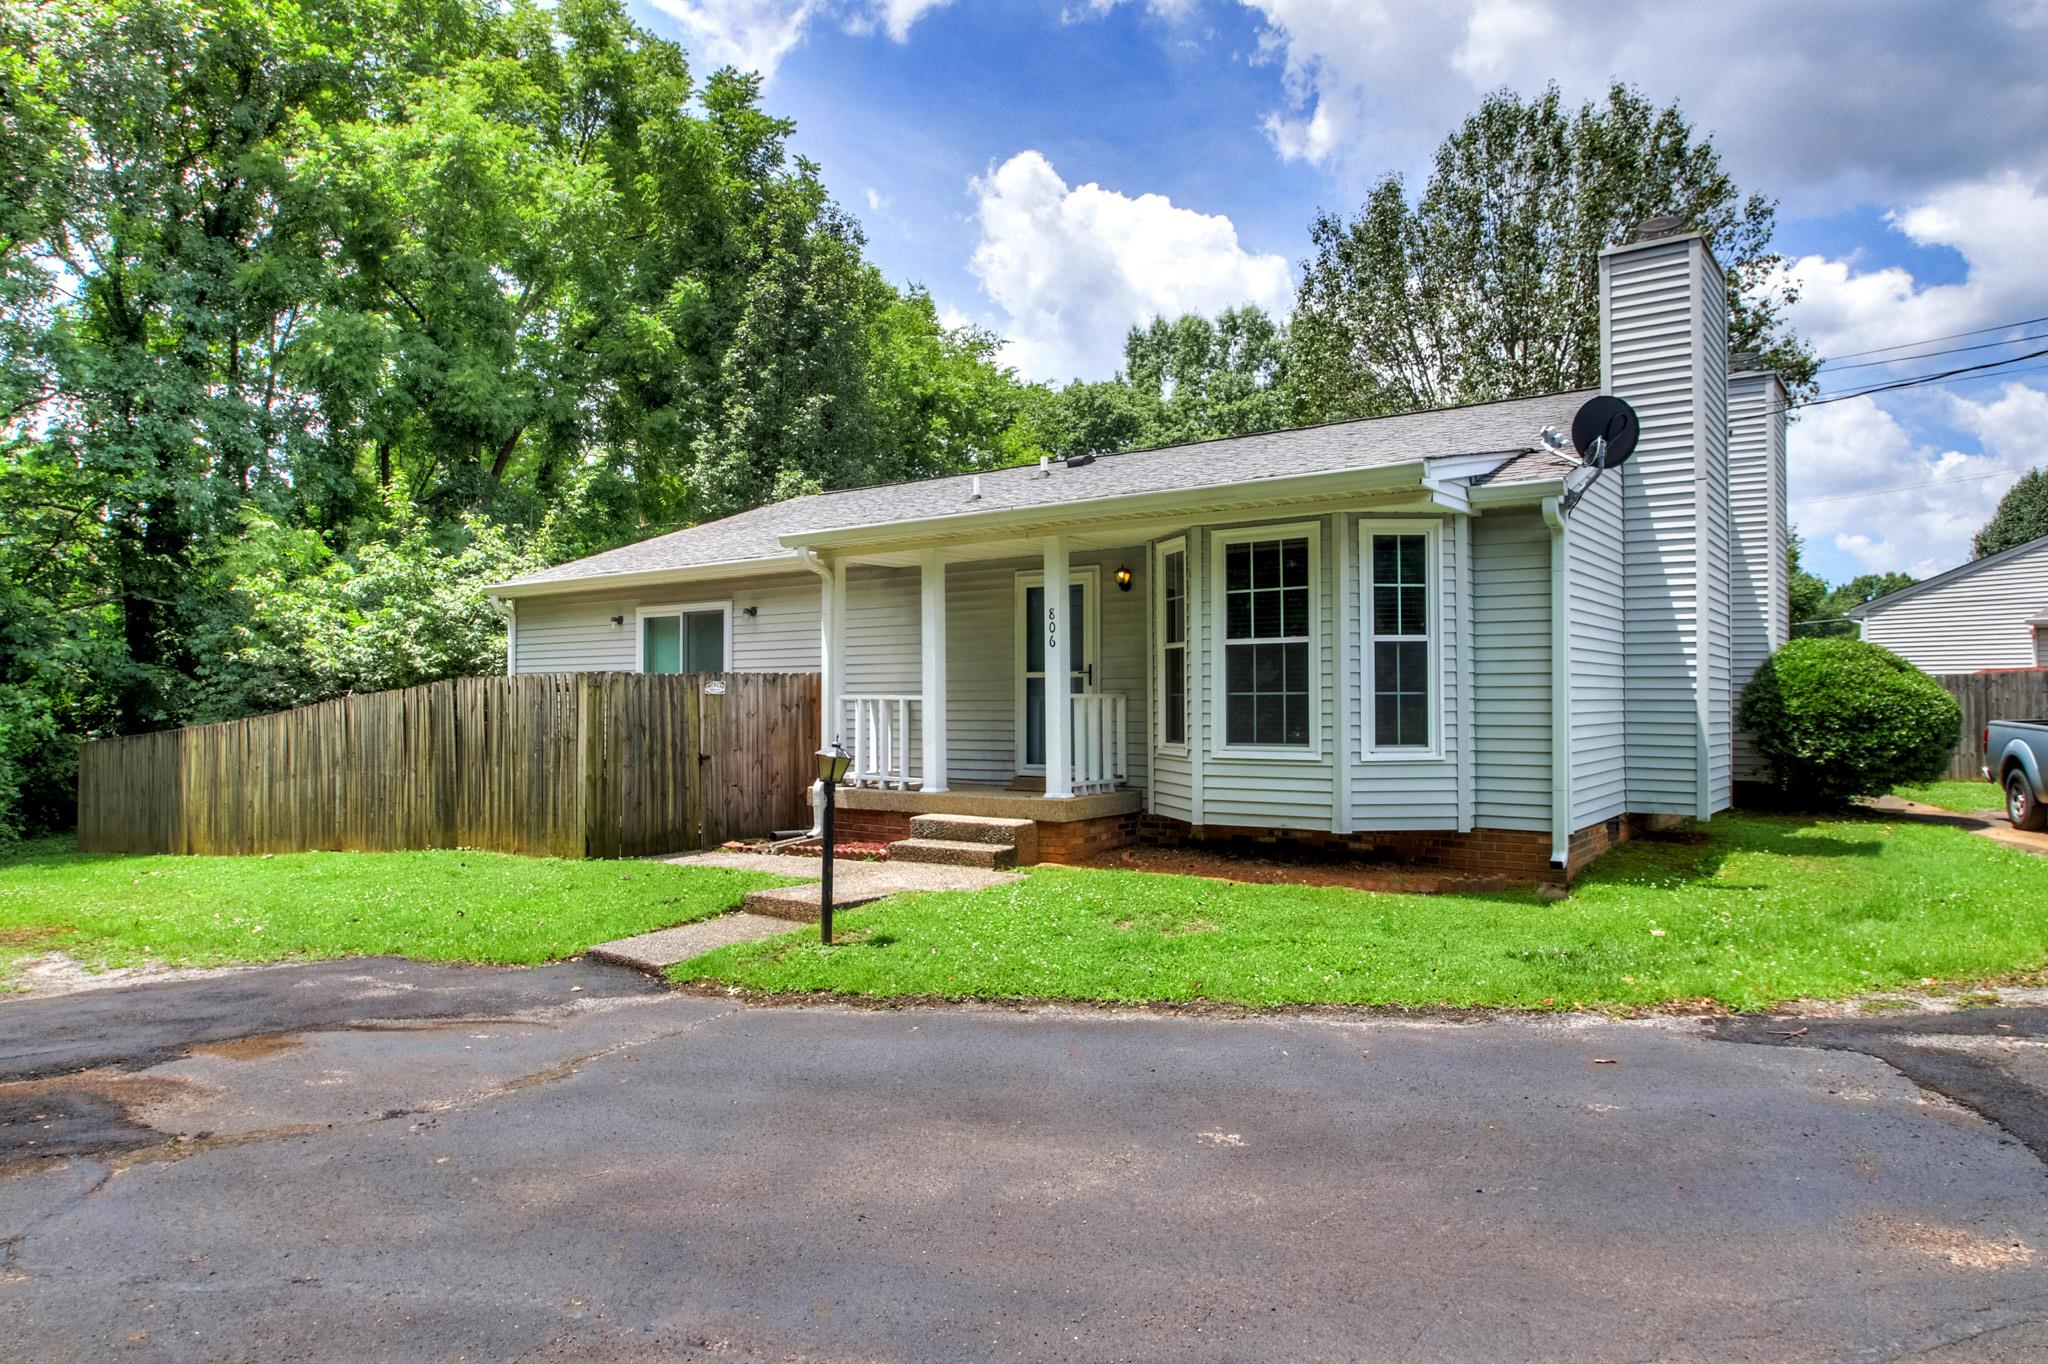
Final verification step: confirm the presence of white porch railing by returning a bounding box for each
[1070,693,1128,796]
[843,693,921,789]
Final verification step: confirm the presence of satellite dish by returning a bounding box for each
[1539,424,1571,454]
[1570,395,1640,470]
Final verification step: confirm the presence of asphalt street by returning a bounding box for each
[3,961,2047,1362]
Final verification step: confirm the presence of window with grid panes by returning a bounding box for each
[1221,535,1311,747]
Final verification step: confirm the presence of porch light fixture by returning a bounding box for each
[815,741,853,944]
[610,614,626,627]
[1114,565,1133,592]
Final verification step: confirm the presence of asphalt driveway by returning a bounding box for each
[4,962,2047,1362]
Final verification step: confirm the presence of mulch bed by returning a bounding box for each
[720,839,892,861]
[1074,843,1517,895]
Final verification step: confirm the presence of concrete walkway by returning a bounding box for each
[587,850,1022,971]
[1865,794,2048,857]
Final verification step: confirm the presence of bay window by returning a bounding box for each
[1213,524,1318,753]
[1157,539,1188,748]
[1363,523,1436,753]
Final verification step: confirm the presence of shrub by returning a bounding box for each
[1738,638,1961,809]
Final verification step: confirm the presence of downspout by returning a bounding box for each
[1542,497,1572,872]
[492,597,518,675]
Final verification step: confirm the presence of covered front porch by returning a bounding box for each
[813,529,1154,805]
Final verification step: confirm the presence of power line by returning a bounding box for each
[1791,346,2048,410]
[1794,471,2015,507]
[1818,327,2048,376]
[1820,312,2048,362]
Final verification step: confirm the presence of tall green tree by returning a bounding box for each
[0,0,1034,835]
[1123,306,1289,445]
[1972,468,2048,557]
[1289,84,1817,424]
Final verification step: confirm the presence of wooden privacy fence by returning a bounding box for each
[77,672,821,858]
[1933,670,2048,780]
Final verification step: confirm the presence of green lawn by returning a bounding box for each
[1891,779,2005,814]
[675,812,2048,1012]
[0,837,795,986]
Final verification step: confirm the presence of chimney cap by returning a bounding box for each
[1632,215,1690,242]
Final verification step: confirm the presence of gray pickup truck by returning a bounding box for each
[1985,720,2048,831]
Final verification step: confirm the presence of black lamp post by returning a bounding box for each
[816,741,852,944]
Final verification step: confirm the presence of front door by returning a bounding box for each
[1016,568,1100,773]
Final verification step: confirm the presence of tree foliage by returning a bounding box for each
[1972,467,2048,558]
[1289,84,1816,424]
[0,0,1026,835]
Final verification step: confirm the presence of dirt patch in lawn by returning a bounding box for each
[1,952,271,1001]
[1074,843,1518,895]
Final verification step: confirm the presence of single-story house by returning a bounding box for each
[489,221,1789,879]
[1845,532,2048,673]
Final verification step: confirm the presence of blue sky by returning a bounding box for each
[628,0,2048,586]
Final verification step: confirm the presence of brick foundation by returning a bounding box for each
[1034,812,1140,864]
[830,807,913,845]
[1135,813,1652,883]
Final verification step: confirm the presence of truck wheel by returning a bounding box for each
[2009,770,2048,832]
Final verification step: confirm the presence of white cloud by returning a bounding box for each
[1239,0,2048,205]
[1788,385,2048,578]
[864,187,889,211]
[966,150,1295,381]
[1783,175,2048,359]
[646,0,948,80]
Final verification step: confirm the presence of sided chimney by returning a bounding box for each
[1728,354,1790,785]
[1599,220,1734,819]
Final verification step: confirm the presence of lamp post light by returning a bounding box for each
[815,741,852,944]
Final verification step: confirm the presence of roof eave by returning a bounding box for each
[487,552,807,600]
[775,459,1484,552]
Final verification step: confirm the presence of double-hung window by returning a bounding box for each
[1364,523,1435,752]
[637,603,730,674]
[1156,539,1188,748]
[1215,524,1317,752]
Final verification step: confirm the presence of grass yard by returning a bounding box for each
[1891,779,2005,814]
[0,837,796,987]
[675,812,2048,1012]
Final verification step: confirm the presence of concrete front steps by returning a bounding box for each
[887,814,1037,871]
[742,882,890,923]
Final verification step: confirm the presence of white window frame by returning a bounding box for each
[1359,518,1442,760]
[634,601,733,674]
[1154,537,1189,754]
[1209,520,1322,761]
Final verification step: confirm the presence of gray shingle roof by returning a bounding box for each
[498,388,1593,590]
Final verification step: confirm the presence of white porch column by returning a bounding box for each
[1042,536,1073,799]
[819,555,846,748]
[920,550,948,793]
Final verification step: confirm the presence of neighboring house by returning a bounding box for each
[1845,533,2048,673]
[489,223,1789,879]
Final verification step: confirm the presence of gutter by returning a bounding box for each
[486,554,808,601]
[776,463,1439,552]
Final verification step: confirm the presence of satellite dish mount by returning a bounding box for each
[1558,395,1640,513]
